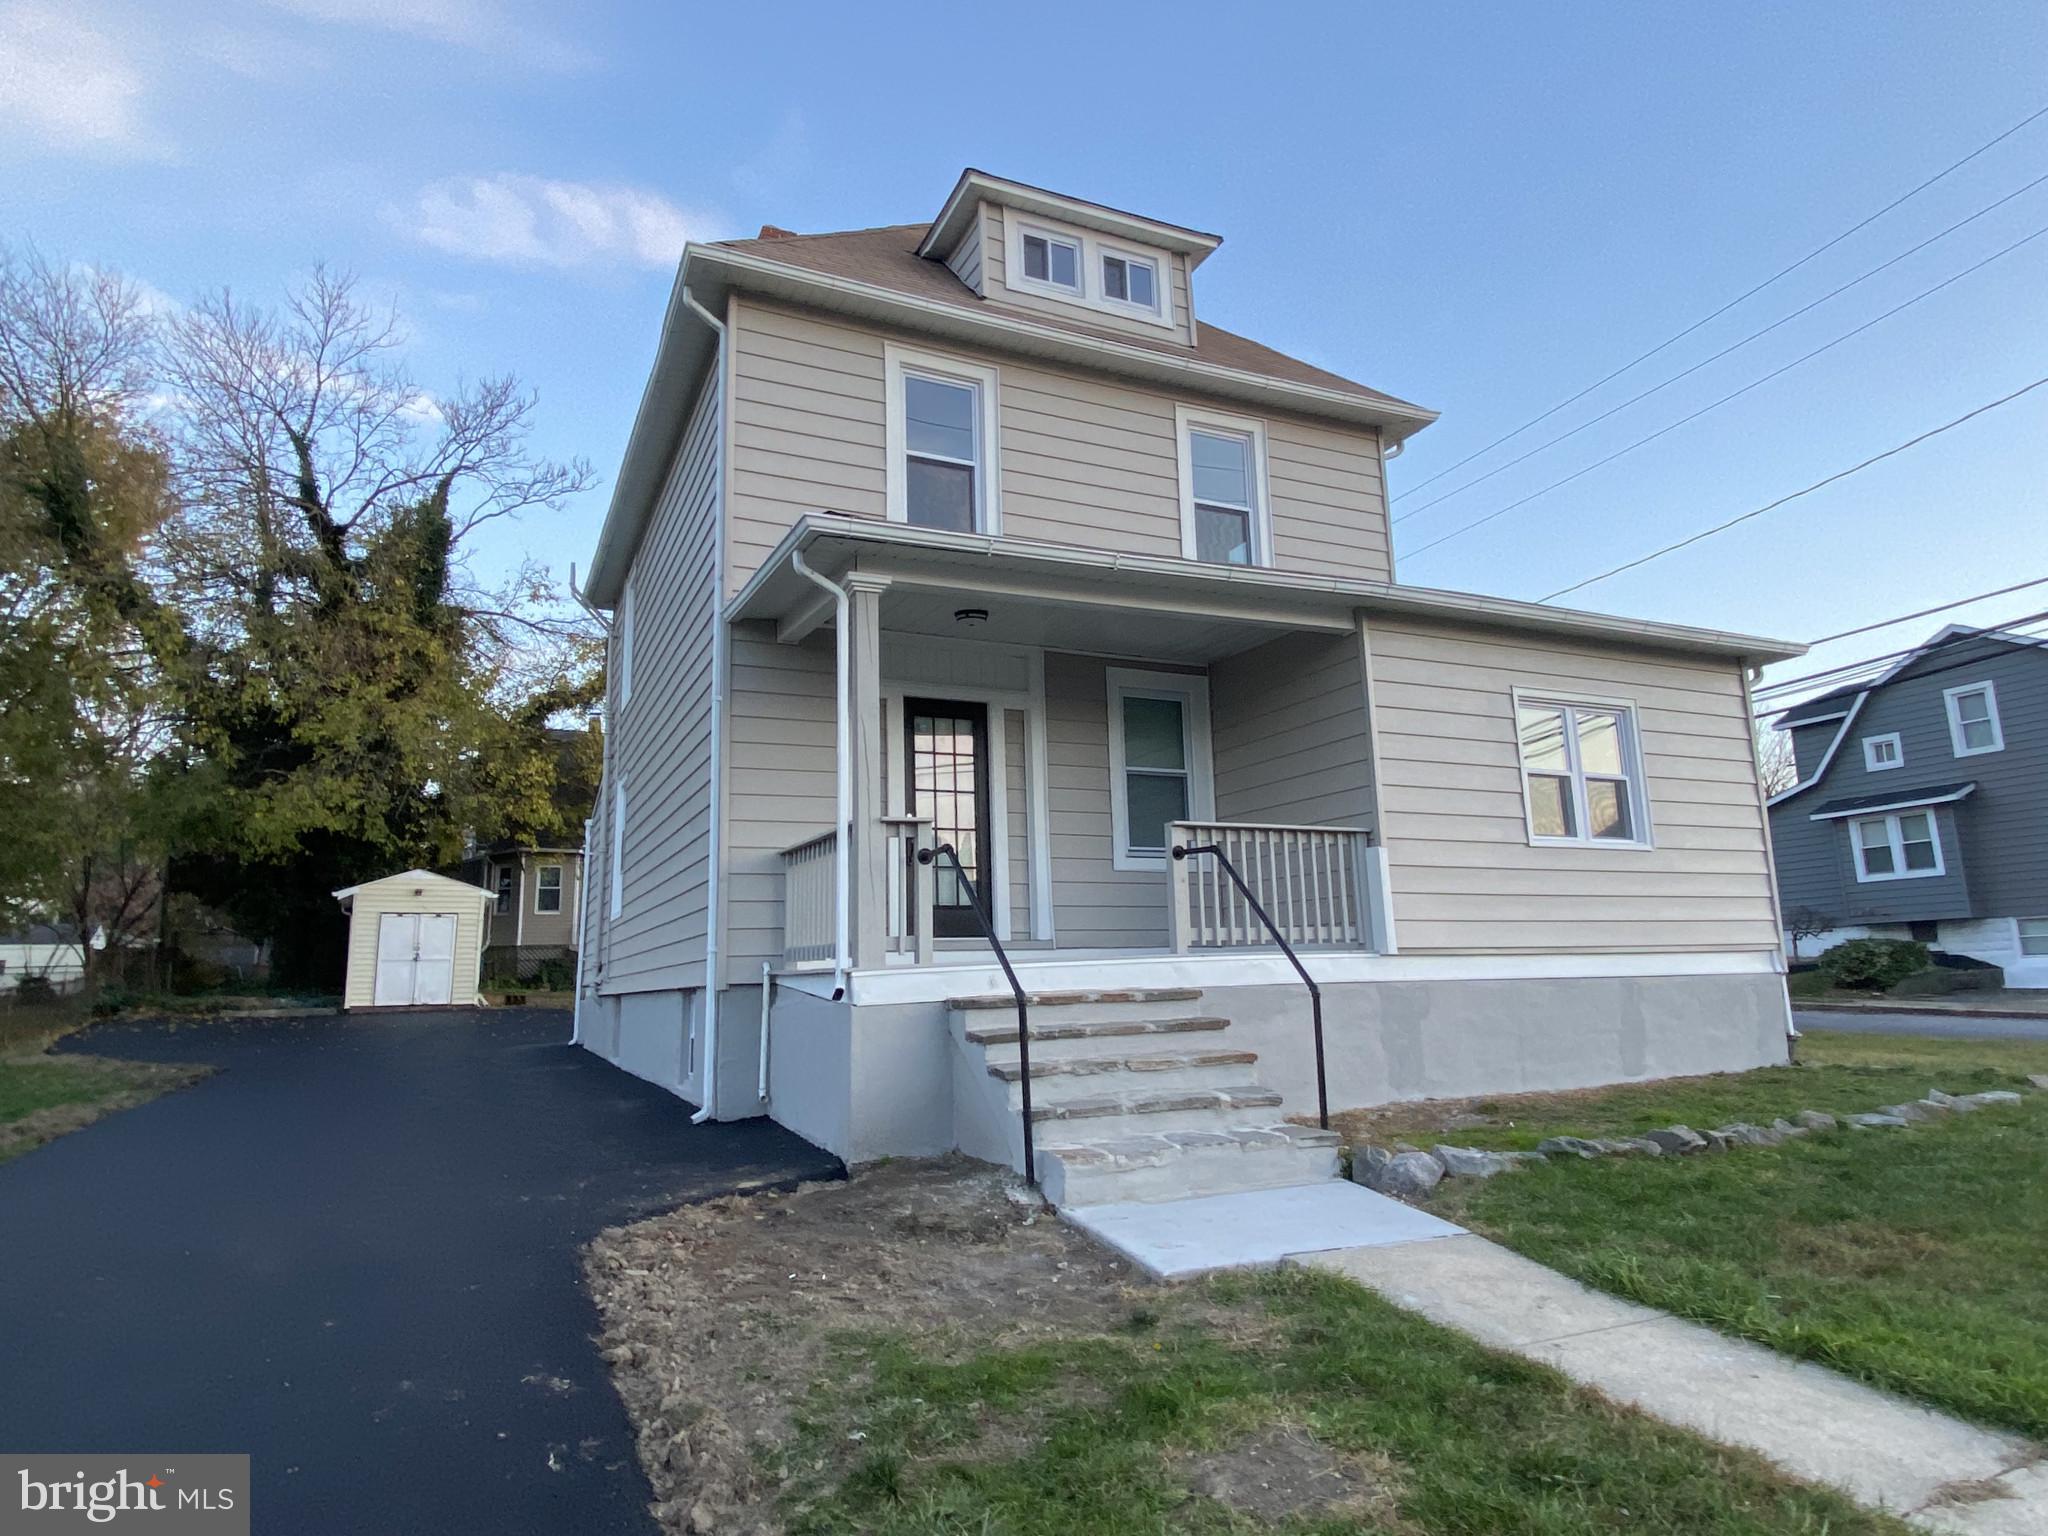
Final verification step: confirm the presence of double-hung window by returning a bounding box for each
[535,864,563,914]
[1105,668,1213,869]
[1175,406,1269,567]
[1019,229,1080,292]
[1514,695,1650,847]
[1100,251,1158,312]
[885,345,1000,534]
[1944,682,2003,757]
[1850,810,1942,881]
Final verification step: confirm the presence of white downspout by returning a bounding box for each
[790,548,852,999]
[684,285,728,1122]
[1744,661,1800,1059]
[757,960,774,1101]
[566,564,611,1050]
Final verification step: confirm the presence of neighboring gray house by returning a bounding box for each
[1769,625,2048,988]
[573,168,1803,1205]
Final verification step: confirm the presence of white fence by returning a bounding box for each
[780,829,837,967]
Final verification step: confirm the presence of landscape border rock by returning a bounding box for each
[1347,1078,2043,1196]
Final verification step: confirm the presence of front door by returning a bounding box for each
[904,698,993,939]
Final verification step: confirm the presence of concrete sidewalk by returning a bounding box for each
[1301,1235,2045,1534]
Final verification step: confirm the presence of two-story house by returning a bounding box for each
[571,169,1803,1205]
[1769,625,2048,988]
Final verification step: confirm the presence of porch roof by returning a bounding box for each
[727,515,1806,664]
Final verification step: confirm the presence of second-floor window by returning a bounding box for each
[1851,810,1942,882]
[535,864,563,914]
[1175,406,1269,566]
[1944,682,2003,757]
[885,345,1001,534]
[1862,733,1903,771]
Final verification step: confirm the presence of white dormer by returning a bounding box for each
[920,169,1221,347]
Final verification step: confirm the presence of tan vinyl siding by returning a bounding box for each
[722,621,837,982]
[724,299,1393,596]
[1211,631,1375,829]
[944,212,984,295]
[341,877,487,1010]
[601,368,721,993]
[980,203,1198,348]
[1367,617,1780,954]
[518,854,581,947]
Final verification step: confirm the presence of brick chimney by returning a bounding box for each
[756,224,798,240]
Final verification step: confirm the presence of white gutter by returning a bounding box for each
[683,286,728,1124]
[790,549,852,999]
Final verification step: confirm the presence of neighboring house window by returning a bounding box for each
[1105,667,1214,870]
[610,781,627,918]
[1861,733,1903,771]
[884,344,1001,534]
[1850,810,1943,882]
[616,576,635,708]
[1943,682,2003,757]
[535,864,563,914]
[2019,917,2048,957]
[494,866,514,915]
[1175,406,1270,567]
[1513,695,1652,847]
[1100,250,1158,312]
[1019,229,1080,292]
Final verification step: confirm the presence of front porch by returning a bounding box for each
[732,526,1398,985]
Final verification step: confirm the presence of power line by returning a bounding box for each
[1798,575,2048,649]
[1392,101,2048,504]
[1753,606,2048,702]
[1393,167,2048,526]
[1751,612,2048,719]
[1537,374,2048,603]
[1403,224,2048,562]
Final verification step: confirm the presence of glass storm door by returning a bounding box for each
[904,698,993,939]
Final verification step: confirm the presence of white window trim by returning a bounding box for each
[883,342,1002,535]
[534,862,564,915]
[1510,689,1655,851]
[614,576,635,708]
[2018,916,2048,958]
[609,780,627,918]
[1861,732,1904,772]
[1943,680,2004,757]
[1014,225,1082,296]
[1001,211,1176,331]
[1849,809,1945,883]
[1174,404,1273,568]
[1105,667,1214,871]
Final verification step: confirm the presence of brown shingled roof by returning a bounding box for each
[709,223,1419,411]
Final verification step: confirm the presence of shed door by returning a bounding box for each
[372,912,460,1005]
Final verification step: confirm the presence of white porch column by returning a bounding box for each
[845,573,891,968]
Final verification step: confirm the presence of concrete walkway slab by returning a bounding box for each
[1303,1235,2044,1526]
[1065,1181,1461,1279]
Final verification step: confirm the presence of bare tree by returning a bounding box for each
[1753,720,1798,796]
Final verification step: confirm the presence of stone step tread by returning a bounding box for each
[949,987,1203,1011]
[1041,1123,1342,1167]
[987,1048,1257,1083]
[1028,1084,1282,1123]
[964,1015,1230,1046]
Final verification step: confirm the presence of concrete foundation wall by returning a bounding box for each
[761,989,955,1163]
[575,984,774,1119]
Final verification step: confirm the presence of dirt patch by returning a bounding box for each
[1177,1422,1408,1527]
[584,1156,1145,1534]
[0,1058,212,1162]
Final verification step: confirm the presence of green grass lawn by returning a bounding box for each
[0,1044,207,1163]
[781,1268,1908,1535]
[1419,1032,2048,1440]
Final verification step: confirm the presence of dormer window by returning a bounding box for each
[1101,252,1157,311]
[1020,230,1079,292]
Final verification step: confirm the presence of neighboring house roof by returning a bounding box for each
[1769,623,2043,806]
[1805,781,1978,821]
[0,923,82,945]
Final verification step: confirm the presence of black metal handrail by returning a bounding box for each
[918,841,1036,1185]
[1172,840,1328,1129]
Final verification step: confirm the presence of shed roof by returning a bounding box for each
[332,869,493,906]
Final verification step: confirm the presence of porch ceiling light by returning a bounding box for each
[954,607,989,628]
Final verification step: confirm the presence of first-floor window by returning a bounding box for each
[535,864,563,913]
[1514,696,1650,846]
[2018,917,2048,957]
[1106,668,1212,869]
[494,866,513,915]
[1850,810,1941,881]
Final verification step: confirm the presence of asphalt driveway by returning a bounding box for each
[0,1009,841,1534]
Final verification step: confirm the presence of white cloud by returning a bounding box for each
[259,0,590,70]
[0,1,170,160]
[397,174,716,270]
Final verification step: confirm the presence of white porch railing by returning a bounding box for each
[1167,821,1376,952]
[882,813,935,966]
[780,829,837,967]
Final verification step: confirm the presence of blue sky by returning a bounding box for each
[5,0,2044,699]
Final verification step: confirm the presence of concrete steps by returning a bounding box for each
[948,986,1340,1207]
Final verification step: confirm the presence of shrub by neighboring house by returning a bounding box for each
[1769,626,2048,989]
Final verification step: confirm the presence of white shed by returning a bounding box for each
[333,869,492,1010]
